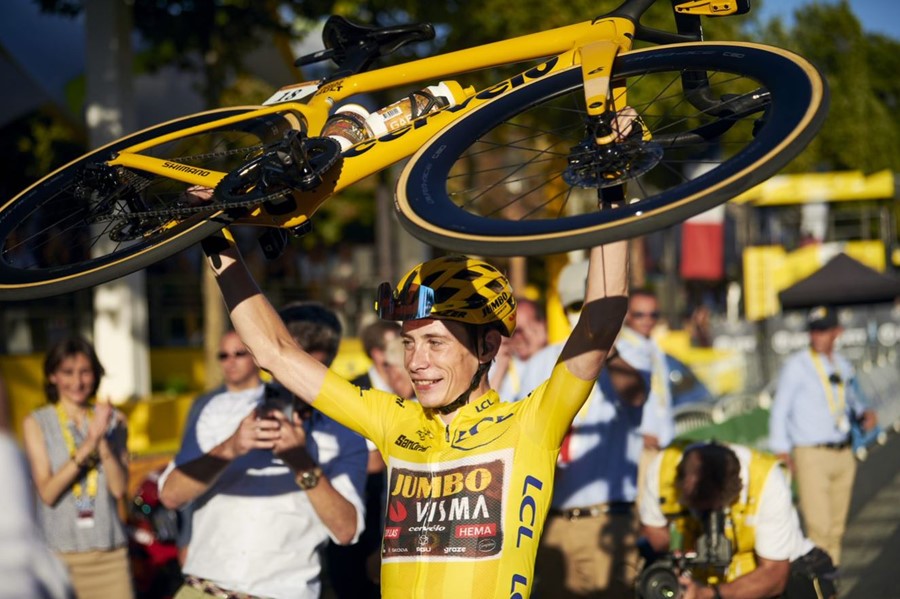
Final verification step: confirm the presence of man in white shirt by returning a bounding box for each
[159,309,368,599]
[617,289,674,452]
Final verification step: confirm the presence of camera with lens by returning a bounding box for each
[636,510,733,599]
[260,382,302,421]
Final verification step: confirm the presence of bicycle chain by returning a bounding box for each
[90,152,293,223]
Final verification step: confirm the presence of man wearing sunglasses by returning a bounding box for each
[616,289,674,456]
[179,329,265,463]
[158,329,265,567]
[769,305,877,567]
[159,310,368,599]
[202,229,628,599]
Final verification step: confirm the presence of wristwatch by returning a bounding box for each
[296,467,323,490]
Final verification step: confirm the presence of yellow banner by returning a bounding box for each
[732,170,894,205]
[743,246,786,321]
[742,241,887,320]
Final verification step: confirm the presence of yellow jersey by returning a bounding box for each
[315,362,594,599]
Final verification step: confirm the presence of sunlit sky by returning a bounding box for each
[756,0,900,40]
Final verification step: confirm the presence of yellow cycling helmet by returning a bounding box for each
[375,255,517,337]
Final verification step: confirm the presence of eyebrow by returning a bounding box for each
[403,331,452,342]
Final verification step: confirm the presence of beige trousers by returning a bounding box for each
[534,509,638,598]
[58,546,134,599]
[793,445,857,565]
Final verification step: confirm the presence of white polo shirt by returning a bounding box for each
[159,384,368,599]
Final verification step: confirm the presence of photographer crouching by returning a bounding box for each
[636,442,838,599]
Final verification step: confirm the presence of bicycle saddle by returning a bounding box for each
[295,15,435,78]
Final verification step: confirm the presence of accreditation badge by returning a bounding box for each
[76,509,96,529]
[836,413,851,435]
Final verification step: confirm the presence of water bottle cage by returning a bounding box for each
[408,90,448,119]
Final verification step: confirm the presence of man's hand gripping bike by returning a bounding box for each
[0,0,828,300]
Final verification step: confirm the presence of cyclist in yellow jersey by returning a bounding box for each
[202,232,628,599]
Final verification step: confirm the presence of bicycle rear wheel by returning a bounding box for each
[396,42,828,255]
[0,107,297,300]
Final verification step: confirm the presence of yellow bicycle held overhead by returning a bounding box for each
[0,0,828,300]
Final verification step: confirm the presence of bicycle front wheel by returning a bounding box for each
[397,42,828,255]
[0,107,297,300]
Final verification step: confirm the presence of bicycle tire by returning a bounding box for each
[396,42,828,256]
[0,107,297,300]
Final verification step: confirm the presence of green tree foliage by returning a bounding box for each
[753,0,900,173]
[36,0,336,106]
[330,0,745,49]
[0,112,83,204]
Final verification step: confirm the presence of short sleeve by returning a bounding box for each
[316,369,401,457]
[754,466,805,561]
[638,452,667,528]
[516,362,595,450]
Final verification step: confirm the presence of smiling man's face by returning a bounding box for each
[401,318,480,411]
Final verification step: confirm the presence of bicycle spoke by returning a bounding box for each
[439,60,774,225]
[0,129,267,274]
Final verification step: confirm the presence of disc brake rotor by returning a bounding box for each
[564,109,663,188]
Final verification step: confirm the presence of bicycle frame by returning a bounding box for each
[105,0,745,232]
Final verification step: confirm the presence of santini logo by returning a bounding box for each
[395,434,430,452]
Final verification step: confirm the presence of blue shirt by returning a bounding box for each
[768,349,868,453]
[615,327,675,445]
[512,342,645,507]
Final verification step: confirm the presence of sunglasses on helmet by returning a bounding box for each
[375,281,436,321]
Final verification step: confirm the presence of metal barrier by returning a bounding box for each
[673,391,765,438]
[673,358,899,455]
[856,361,900,432]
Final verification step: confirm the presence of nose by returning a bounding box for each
[405,342,428,372]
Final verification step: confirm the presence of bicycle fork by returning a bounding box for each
[564,17,655,201]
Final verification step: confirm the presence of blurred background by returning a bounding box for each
[0,0,898,463]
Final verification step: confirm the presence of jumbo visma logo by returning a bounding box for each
[382,457,508,561]
[389,467,493,499]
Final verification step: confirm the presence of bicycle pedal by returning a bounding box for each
[289,220,313,238]
[259,228,289,260]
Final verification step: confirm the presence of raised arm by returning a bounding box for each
[558,240,629,381]
[204,231,327,406]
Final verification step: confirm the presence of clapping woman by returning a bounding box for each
[22,336,134,599]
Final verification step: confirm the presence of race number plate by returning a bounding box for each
[263,82,320,105]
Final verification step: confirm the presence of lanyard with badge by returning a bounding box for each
[809,350,850,434]
[55,403,99,528]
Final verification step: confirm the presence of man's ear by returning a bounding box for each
[481,329,502,363]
